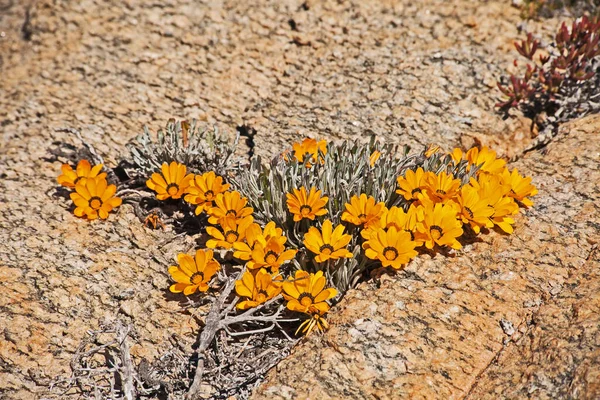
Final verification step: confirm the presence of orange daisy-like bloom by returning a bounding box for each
[422,171,461,203]
[206,215,254,249]
[235,268,282,310]
[292,138,327,167]
[303,219,353,263]
[70,176,122,220]
[361,205,423,244]
[341,193,385,228]
[417,201,463,249]
[500,168,538,207]
[282,270,338,315]
[396,167,426,202]
[146,161,194,200]
[455,184,494,234]
[207,191,253,225]
[363,226,418,269]
[471,175,519,234]
[466,146,506,175]
[168,249,220,295]
[233,221,283,261]
[184,171,230,215]
[57,159,105,188]
[247,239,297,273]
[286,187,328,222]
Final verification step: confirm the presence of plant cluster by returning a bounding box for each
[497,15,600,133]
[54,122,537,398]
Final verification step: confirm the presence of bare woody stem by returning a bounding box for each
[186,273,239,400]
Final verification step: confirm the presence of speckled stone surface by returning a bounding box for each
[0,0,594,399]
[253,116,600,399]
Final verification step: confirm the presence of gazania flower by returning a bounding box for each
[369,150,381,167]
[282,270,337,315]
[304,219,353,263]
[168,249,220,295]
[470,175,519,234]
[363,226,418,269]
[247,239,297,273]
[70,176,122,220]
[423,171,461,203]
[206,215,254,249]
[233,221,284,261]
[455,185,494,234]
[207,191,253,225]
[235,269,282,310]
[292,138,327,167]
[396,167,426,202]
[417,201,463,249]
[146,161,194,200]
[286,187,328,222]
[57,159,105,188]
[361,205,423,244]
[184,171,230,214]
[465,146,506,175]
[296,312,330,336]
[500,168,538,207]
[341,193,385,228]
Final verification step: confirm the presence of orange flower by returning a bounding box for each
[417,201,463,249]
[184,171,230,215]
[146,161,193,200]
[422,171,461,203]
[303,220,353,263]
[57,160,105,188]
[286,187,328,222]
[363,227,418,269]
[247,239,297,273]
[207,191,253,225]
[233,221,283,261]
[341,193,385,228]
[396,167,426,202]
[206,215,254,249]
[235,269,282,310]
[466,146,506,175]
[70,176,122,220]
[500,168,538,207]
[168,249,220,295]
[292,138,327,167]
[282,270,337,315]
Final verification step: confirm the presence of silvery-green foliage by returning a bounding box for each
[126,119,242,181]
[231,139,478,294]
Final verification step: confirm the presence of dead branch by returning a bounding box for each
[116,321,137,400]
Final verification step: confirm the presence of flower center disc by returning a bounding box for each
[383,247,399,261]
[89,197,102,210]
[190,271,205,285]
[226,209,237,217]
[430,225,443,240]
[319,244,334,255]
[225,231,239,243]
[298,293,315,307]
[256,290,268,303]
[204,190,214,200]
[300,205,312,217]
[265,251,278,264]
[358,213,367,223]
[166,183,179,196]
